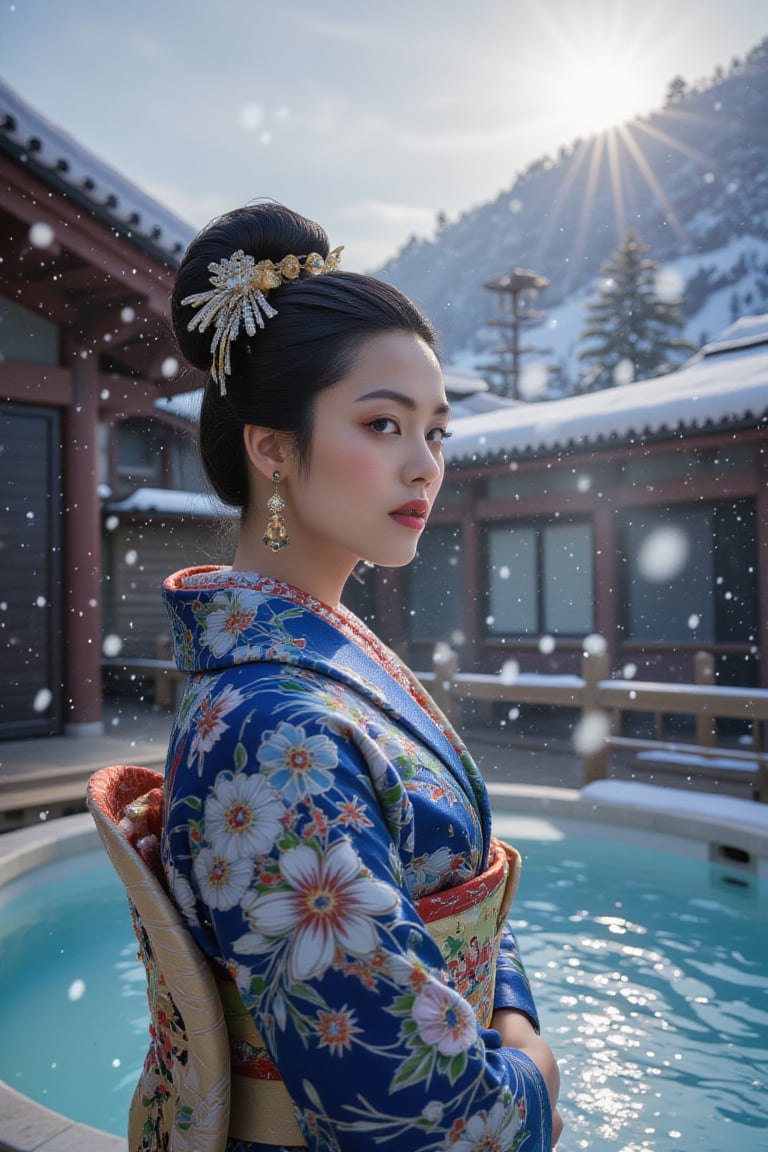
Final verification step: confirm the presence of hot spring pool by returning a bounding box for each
[0,814,766,1151]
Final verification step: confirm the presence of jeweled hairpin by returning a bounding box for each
[181,245,344,395]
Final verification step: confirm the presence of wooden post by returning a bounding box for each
[63,345,103,734]
[431,646,459,729]
[581,649,611,784]
[694,650,716,747]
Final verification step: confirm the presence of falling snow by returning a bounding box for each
[102,634,123,657]
[572,711,611,756]
[28,221,55,248]
[637,526,690,583]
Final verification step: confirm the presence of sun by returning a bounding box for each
[523,3,668,141]
[556,48,653,136]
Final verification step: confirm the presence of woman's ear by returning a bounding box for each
[242,426,295,482]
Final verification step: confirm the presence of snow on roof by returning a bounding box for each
[443,370,491,397]
[0,79,195,265]
[154,370,519,425]
[444,318,768,464]
[108,487,236,518]
[155,391,203,423]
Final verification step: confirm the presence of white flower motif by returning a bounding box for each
[258,722,337,805]
[448,1100,523,1152]
[234,962,254,995]
[408,846,456,893]
[242,839,399,982]
[192,847,253,910]
[204,772,284,861]
[201,591,260,657]
[166,862,199,926]
[412,982,477,1056]
[373,728,411,764]
[189,684,244,762]
[422,1100,444,1124]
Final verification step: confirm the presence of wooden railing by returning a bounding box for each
[102,653,186,709]
[102,642,768,801]
[421,649,768,801]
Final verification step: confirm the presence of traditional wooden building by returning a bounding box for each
[3,78,767,745]
[384,316,768,698]
[0,79,198,738]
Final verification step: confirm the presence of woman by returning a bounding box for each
[157,201,561,1150]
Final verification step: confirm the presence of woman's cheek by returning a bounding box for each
[327,444,385,484]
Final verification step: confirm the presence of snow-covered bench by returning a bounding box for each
[627,745,767,802]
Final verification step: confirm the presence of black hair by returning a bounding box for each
[171,201,437,511]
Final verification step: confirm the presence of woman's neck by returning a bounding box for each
[231,528,355,609]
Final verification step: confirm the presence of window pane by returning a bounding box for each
[408,525,463,641]
[0,295,59,365]
[713,499,757,645]
[543,521,594,634]
[486,525,537,635]
[622,506,714,642]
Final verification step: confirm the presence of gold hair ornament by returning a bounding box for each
[181,246,344,395]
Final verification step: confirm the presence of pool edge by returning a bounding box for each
[0,812,127,1152]
[487,782,768,873]
[0,1079,126,1152]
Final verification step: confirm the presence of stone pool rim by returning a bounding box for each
[2,780,767,1152]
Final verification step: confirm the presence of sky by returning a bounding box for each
[1,0,767,271]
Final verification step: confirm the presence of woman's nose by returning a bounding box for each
[404,438,442,485]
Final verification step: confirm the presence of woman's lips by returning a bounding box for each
[389,500,428,531]
[389,511,426,530]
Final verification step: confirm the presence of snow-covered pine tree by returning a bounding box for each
[577,230,695,391]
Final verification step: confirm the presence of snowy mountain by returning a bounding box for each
[376,38,768,394]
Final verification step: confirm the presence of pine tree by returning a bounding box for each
[577,231,695,391]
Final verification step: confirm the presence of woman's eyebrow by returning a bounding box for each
[355,388,451,417]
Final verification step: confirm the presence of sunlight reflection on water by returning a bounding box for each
[495,822,768,1152]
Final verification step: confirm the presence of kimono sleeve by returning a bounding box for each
[493,922,541,1030]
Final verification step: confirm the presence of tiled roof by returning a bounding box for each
[444,316,768,464]
[0,78,194,266]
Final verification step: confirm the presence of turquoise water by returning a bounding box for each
[0,831,766,1150]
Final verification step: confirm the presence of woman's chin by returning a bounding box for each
[363,544,421,569]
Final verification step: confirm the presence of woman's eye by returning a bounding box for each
[368,417,399,434]
[427,427,453,443]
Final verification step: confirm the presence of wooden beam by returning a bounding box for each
[1,157,173,316]
[0,361,72,405]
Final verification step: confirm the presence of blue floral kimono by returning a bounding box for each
[161,566,551,1152]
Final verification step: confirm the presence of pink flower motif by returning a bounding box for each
[412,982,477,1056]
[242,839,399,982]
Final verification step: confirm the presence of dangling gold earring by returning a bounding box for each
[263,471,290,552]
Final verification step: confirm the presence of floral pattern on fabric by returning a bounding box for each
[130,906,197,1149]
[161,566,550,1152]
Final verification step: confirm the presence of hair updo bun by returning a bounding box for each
[170,201,437,512]
[171,203,329,374]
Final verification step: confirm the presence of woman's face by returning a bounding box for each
[284,331,449,577]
